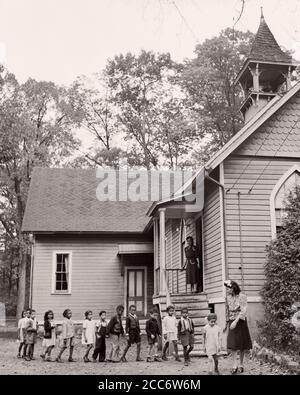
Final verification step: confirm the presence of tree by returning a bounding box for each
[68,75,126,168]
[104,50,175,169]
[259,187,300,351]
[0,71,79,319]
[179,28,254,159]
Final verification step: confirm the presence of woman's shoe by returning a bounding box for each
[231,367,238,375]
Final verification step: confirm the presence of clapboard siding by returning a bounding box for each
[224,156,300,296]
[203,180,222,299]
[32,234,153,321]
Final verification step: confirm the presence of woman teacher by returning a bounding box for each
[224,280,252,374]
[183,236,202,293]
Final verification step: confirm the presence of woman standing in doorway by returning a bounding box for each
[183,236,201,293]
[224,280,252,374]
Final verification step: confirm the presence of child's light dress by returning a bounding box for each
[203,324,221,356]
[82,319,96,345]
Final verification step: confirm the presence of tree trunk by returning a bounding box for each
[16,248,27,321]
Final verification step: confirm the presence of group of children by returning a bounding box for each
[17,304,222,374]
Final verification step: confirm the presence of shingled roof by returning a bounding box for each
[22,168,161,233]
[248,13,293,64]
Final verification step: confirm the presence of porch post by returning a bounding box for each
[153,218,159,295]
[159,208,166,296]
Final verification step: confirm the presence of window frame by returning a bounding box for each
[51,251,72,295]
[270,165,300,238]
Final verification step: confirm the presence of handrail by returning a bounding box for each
[165,267,187,294]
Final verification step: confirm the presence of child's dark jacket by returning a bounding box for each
[146,317,161,338]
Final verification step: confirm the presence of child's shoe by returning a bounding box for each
[175,356,181,362]
[55,357,63,363]
[25,356,31,361]
[215,369,221,375]
[40,354,45,361]
[121,356,127,362]
[162,355,168,361]
[184,360,189,366]
[17,353,21,359]
[92,358,98,363]
[68,357,76,362]
[154,356,162,362]
[146,357,154,362]
[136,357,144,362]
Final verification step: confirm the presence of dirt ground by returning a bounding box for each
[0,337,286,375]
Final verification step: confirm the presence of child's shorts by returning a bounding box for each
[147,335,159,345]
[180,332,194,347]
[128,330,141,345]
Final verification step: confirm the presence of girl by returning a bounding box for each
[203,313,221,375]
[224,280,252,374]
[25,309,38,361]
[162,305,181,362]
[82,310,96,362]
[17,310,27,358]
[56,309,75,363]
[41,310,56,361]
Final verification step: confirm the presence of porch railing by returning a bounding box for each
[165,268,187,295]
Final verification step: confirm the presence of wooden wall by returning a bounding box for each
[32,234,153,321]
[202,179,223,300]
[224,156,300,296]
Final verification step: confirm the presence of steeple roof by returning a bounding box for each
[248,10,292,64]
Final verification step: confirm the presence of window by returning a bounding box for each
[180,218,186,268]
[271,166,300,237]
[52,252,72,294]
[275,171,300,230]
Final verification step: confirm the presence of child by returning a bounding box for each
[56,309,75,363]
[121,305,143,362]
[106,305,124,362]
[21,308,31,359]
[93,311,108,362]
[162,305,181,362]
[17,310,27,358]
[41,310,56,362]
[178,307,195,366]
[145,308,162,362]
[203,313,221,375]
[25,309,38,361]
[82,310,96,362]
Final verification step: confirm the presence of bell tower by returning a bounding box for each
[236,8,298,123]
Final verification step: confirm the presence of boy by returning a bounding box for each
[121,305,143,362]
[162,305,181,362]
[56,309,75,363]
[203,313,221,375]
[106,305,124,362]
[145,308,162,362]
[93,310,108,362]
[25,309,38,361]
[178,307,194,366]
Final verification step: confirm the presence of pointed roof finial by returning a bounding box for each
[260,6,264,19]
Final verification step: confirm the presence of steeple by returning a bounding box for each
[236,10,298,123]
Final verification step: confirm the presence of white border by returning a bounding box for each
[124,266,148,317]
[270,164,300,239]
[51,251,72,295]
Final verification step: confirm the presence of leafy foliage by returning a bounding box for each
[259,187,300,351]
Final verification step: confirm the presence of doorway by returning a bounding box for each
[124,266,147,317]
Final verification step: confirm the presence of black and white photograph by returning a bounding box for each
[0,0,300,380]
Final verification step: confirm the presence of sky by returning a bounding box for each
[1,0,300,86]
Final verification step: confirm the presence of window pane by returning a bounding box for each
[136,271,143,297]
[56,281,61,290]
[57,263,62,272]
[62,281,68,290]
[128,271,135,297]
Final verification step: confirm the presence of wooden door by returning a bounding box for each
[126,268,146,316]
